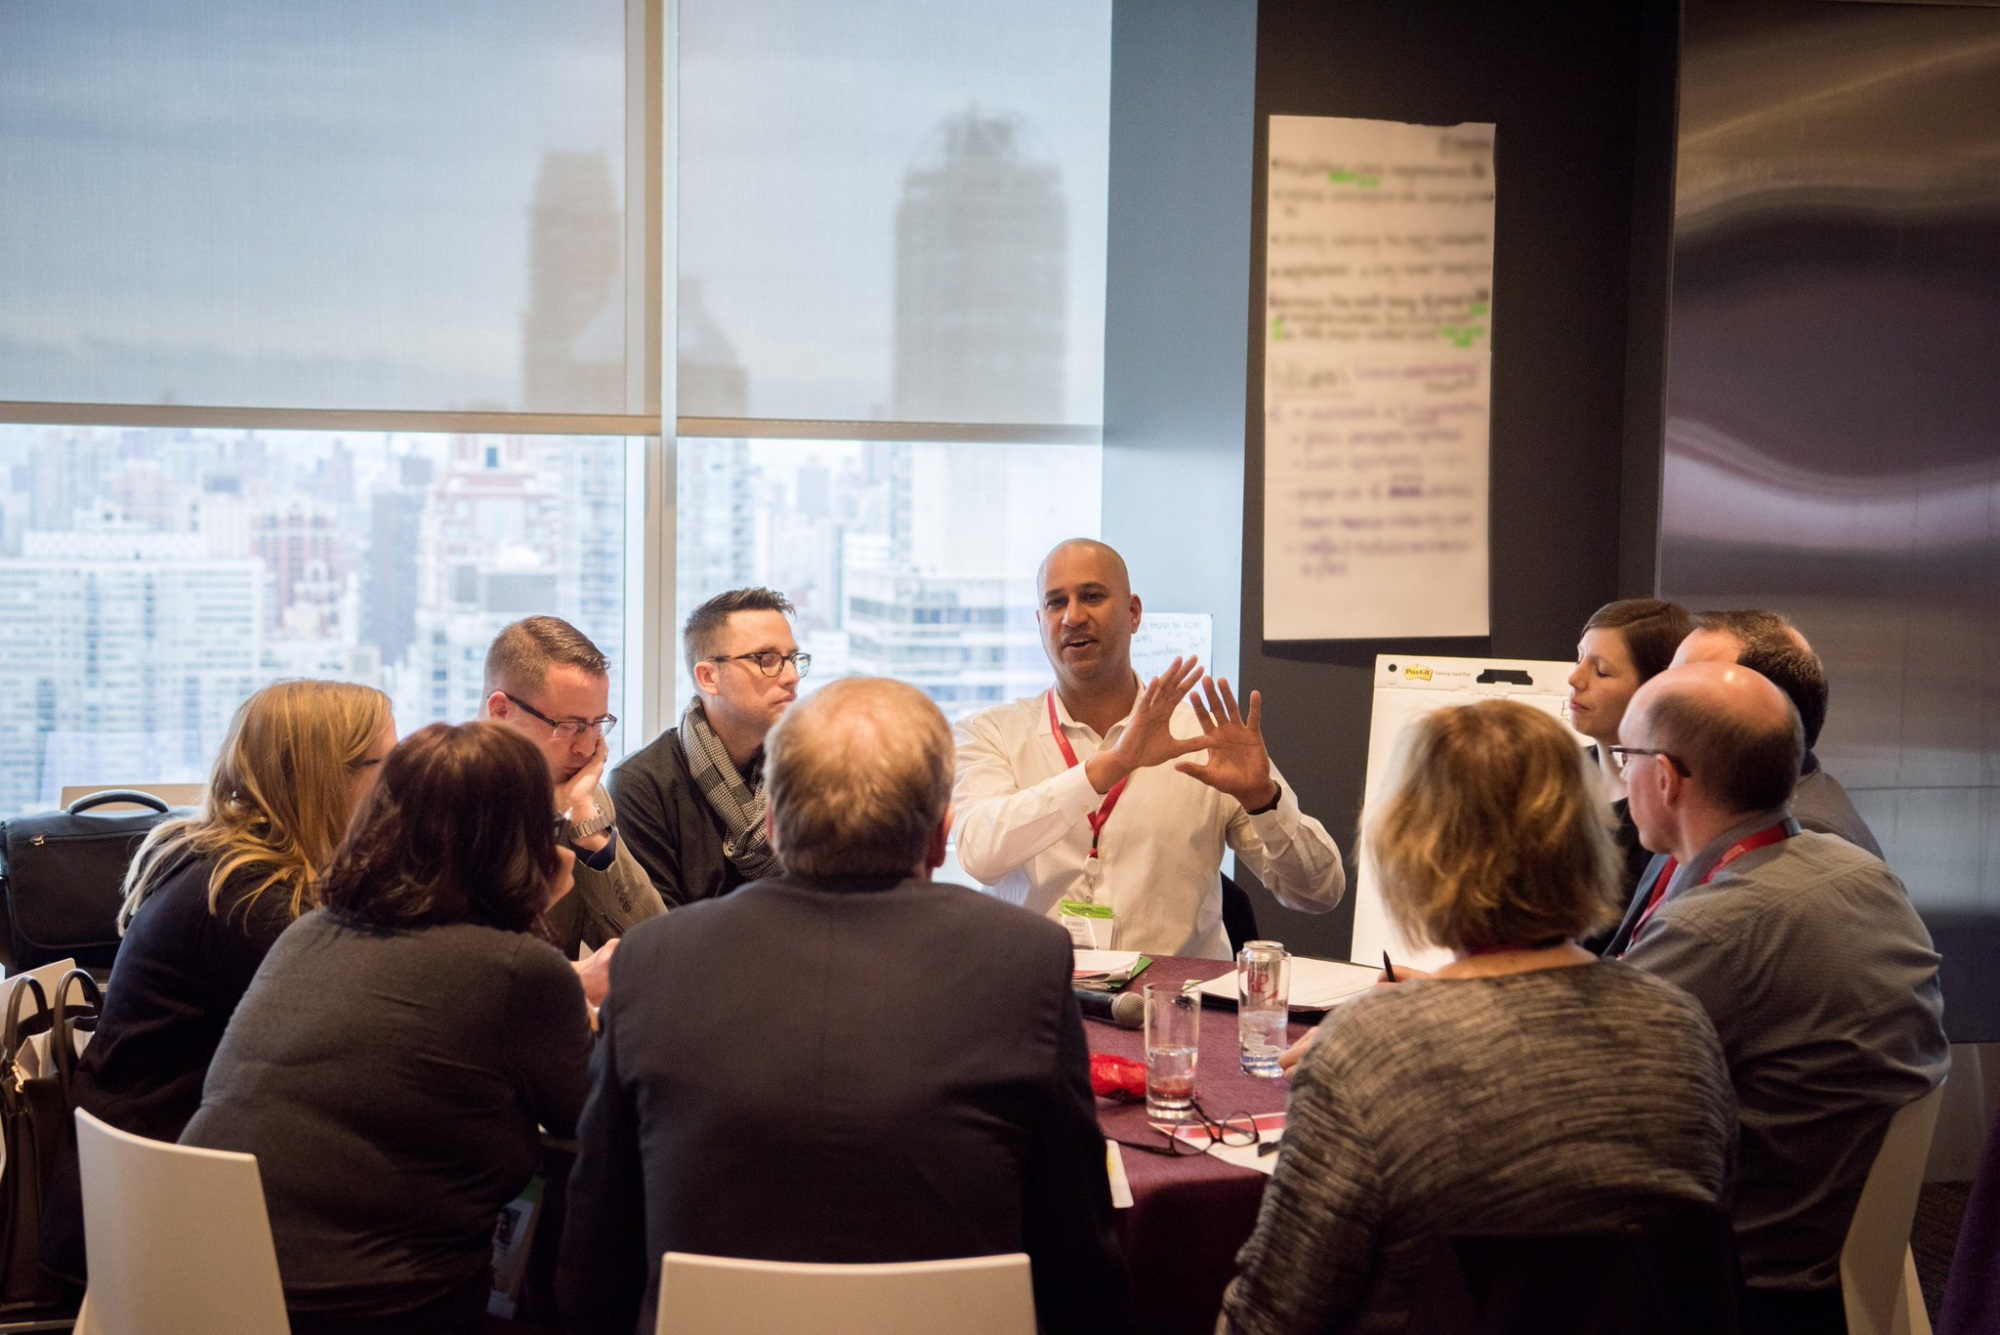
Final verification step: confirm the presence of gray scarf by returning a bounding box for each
[675,699,782,882]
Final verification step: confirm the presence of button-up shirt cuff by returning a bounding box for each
[1050,756,1113,816]
[574,827,619,873]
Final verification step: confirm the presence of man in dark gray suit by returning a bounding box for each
[558,676,1129,1335]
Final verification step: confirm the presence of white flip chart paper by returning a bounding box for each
[1263,115,1496,640]
[1348,655,1585,973]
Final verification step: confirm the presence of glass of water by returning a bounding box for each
[1143,980,1202,1122]
[1237,940,1291,1077]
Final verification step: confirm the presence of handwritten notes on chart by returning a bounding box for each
[1263,116,1496,641]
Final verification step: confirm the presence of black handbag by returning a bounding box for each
[0,790,183,973]
[0,969,100,1316]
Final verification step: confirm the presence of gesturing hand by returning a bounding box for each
[1175,676,1279,810]
[1083,656,1207,794]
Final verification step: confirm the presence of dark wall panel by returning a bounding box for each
[1659,0,2000,1041]
[1234,0,1679,957]
[1102,0,1259,682]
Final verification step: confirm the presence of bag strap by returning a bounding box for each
[49,969,102,1105]
[66,789,170,816]
[2,975,52,1110]
[3,974,50,1056]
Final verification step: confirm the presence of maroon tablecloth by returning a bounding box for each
[1085,957,1309,1335]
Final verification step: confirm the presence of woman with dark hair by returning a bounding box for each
[182,722,592,1335]
[1568,597,1691,911]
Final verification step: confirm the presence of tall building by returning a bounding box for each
[251,499,343,634]
[363,453,433,671]
[392,434,622,729]
[521,151,623,413]
[892,109,1067,424]
[675,280,756,624]
[846,109,1084,716]
[0,528,262,811]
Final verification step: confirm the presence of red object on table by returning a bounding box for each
[1085,956,1309,1335]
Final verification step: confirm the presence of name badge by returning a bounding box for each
[1059,899,1115,950]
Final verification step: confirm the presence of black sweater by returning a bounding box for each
[74,853,295,1142]
[607,725,756,909]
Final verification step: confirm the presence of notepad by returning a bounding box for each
[1072,950,1150,991]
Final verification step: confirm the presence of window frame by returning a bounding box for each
[0,0,1108,752]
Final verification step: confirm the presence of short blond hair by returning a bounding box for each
[765,677,951,877]
[1368,699,1618,954]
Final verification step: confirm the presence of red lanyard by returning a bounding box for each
[1046,691,1128,860]
[1626,819,1797,950]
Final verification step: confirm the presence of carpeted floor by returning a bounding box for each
[1915,1179,1974,1326]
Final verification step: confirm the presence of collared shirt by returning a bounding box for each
[1621,812,1947,1290]
[951,687,1346,959]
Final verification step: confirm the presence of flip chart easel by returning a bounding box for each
[1348,654,1584,972]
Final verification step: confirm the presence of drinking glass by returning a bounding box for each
[1143,980,1202,1122]
[1237,940,1291,1077]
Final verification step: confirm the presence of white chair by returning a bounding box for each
[1841,1081,1947,1335]
[73,1109,290,1335]
[655,1252,1035,1335]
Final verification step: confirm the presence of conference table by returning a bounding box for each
[1087,955,1312,1335]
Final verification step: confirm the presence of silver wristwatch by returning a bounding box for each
[567,806,614,842]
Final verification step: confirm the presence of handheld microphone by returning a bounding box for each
[1074,988,1145,1029]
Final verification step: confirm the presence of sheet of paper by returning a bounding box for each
[1173,1114,1288,1177]
[1106,1143,1134,1209]
[1071,950,1144,979]
[1348,655,1585,972]
[1193,955,1380,1011]
[1263,115,1496,640]
[1131,613,1214,683]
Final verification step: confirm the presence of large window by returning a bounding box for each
[0,0,1112,814]
[0,0,641,414]
[677,439,1100,718]
[673,0,1112,714]
[0,424,633,814]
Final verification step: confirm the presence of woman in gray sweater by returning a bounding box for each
[1219,700,1736,1335]
[183,721,592,1335]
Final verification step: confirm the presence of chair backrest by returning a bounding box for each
[75,1108,290,1335]
[1406,1199,1743,1335]
[655,1252,1035,1335]
[1842,1081,1947,1335]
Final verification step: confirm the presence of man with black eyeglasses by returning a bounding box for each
[483,616,665,1001]
[609,587,808,908]
[1610,661,1944,1335]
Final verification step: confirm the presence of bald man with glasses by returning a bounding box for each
[484,617,665,993]
[610,587,808,909]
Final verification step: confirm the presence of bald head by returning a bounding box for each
[1038,539,1131,600]
[765,676,953,878]
[1626,662,1804,816]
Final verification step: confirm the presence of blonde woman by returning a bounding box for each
[71,680,396,1143]
[1220,700,1735,1335]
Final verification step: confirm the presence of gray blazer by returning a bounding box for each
[545,784,666,955]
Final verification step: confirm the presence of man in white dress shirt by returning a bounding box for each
[952,539,1346,958]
